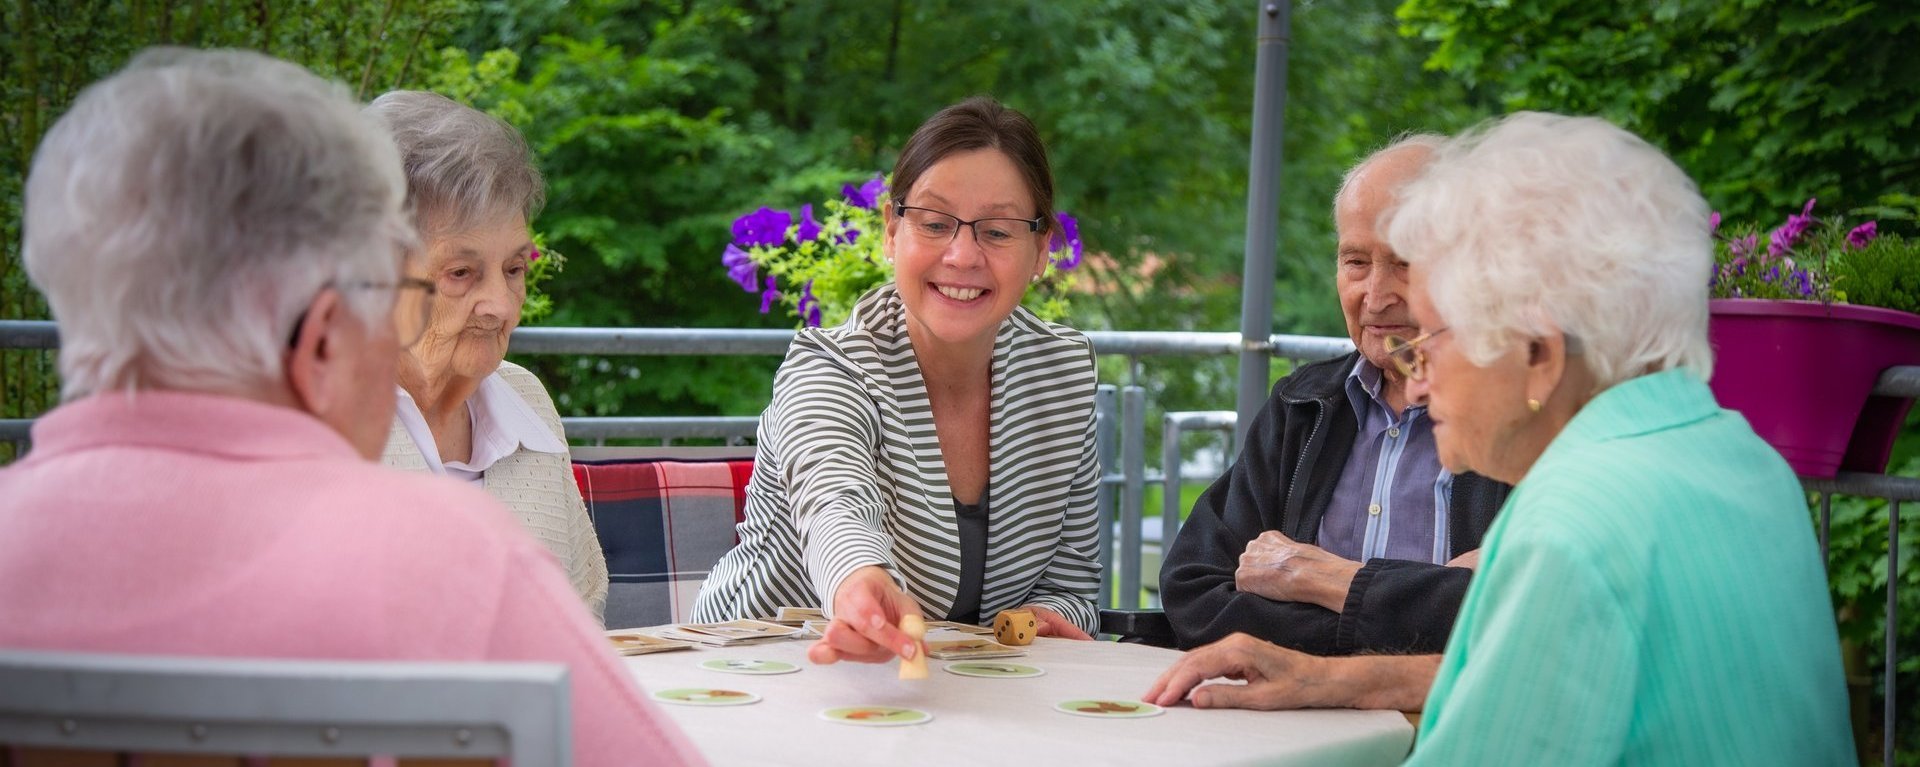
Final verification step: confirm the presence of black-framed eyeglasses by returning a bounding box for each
[286,278,437,349]
[1383,327,1449,382]
[894,202,1044,253]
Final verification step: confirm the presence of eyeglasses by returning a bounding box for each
[894,202,1044,253]
[285,278,437,349]
[1383,327,1449,382]
[377,277,438,348]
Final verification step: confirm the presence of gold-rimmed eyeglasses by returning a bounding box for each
[894,202,1044,253]
[1383,327,1449,382]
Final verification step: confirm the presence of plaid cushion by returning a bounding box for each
[573,458,752,629]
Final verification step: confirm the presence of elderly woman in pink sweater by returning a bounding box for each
[0,48,700,767]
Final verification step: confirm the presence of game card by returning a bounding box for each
[819,706,933,726]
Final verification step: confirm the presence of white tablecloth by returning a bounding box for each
[623,630,1412,766]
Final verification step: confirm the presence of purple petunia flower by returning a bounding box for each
[1792,269,1815,297]
[733,207,792,248]
[1048,212,1084,271]
[1730,234,1758,259]
[1732,256,1747,276]
[759,275,781,314]
[835,226,861,246]
[795,204,822,243]
[842,174,886,210]
[1848,221,1879,250]
[1763,265,1780,283]
[1767,198,1817,258]
[722,244,757,293]
[1709,212,1721,234]
[797,279,823,328]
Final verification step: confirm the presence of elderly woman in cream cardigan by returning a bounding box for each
[366,91,609,621]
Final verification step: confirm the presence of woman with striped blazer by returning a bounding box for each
[692,97,1102,664]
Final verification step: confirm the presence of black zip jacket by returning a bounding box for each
[1160,352,1511,654]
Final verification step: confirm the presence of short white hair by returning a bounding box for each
[1333,132,1446,220]
[363,90,544,235]
[1384,111,1714,389]
[23,47,413,400]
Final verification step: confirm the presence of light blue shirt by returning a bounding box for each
[1317,359,1452,564]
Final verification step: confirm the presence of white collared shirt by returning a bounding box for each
[393,372,569,487]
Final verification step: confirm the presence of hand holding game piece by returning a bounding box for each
[898,614,929,679]
[807,565,924,665]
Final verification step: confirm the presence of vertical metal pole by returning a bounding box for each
[1094,385,1119,608]
[1234,0,1292,448]
[1819,493,1831,571]
[1888,499,1900,767]
[1162,415,1186,558]
[1120,386,1147,609]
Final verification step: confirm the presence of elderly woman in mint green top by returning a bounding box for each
[1145,112,1854,765]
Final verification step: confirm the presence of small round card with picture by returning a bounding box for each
[651,688,761,707]
[1053,699,1164,718]
[942,662,1044,679]
[700,658,800,675]
[818,706,934,727]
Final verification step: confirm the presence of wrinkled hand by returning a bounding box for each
[1234,531,1362,613]
[1142,633,1343,710]
[1022,604,1092,641]
[808,566,924,665]
[1446,548,1482,571]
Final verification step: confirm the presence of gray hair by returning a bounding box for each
[363,91,544,235]
[23,47,412,400]
[1333,132,1447,219]
[1384,111,1714,389]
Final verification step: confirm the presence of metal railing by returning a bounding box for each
[2,317,1915,761]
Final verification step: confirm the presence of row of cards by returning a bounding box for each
[650,690,1166,722]
[694,657,1042,678]
[606,607,1005,657]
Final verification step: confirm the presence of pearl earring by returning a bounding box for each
[1527,398,1542,413]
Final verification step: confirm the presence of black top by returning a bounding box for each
[946,485,989,624]
[1160,352,1514,654]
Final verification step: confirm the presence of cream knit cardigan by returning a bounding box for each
[381,360,609,623]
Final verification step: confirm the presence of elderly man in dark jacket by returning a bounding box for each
[1161,135,1511,655]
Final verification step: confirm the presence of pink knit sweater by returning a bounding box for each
[0,390,703,766]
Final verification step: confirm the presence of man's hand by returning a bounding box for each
[807,566,924,665]
[1235,531,1363,612]
[1142,633,1441,713]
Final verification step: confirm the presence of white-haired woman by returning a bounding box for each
[1146,112,1853,765]
[1,48,698,766]
[365,91,609,621]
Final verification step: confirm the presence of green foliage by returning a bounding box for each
[1832,234,1920,316]
[0,0,466,462]
[522,232,567,325]
[1397,0,1920,227]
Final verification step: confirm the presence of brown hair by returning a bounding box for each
[890,96,1054,233]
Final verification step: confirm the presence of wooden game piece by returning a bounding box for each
[993,608,1037,646]
[898,614,928,679]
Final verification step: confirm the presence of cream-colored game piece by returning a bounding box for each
[993,608,1037,646]
[898,614,928,679]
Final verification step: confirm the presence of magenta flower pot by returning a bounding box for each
[1709,299,1920,478]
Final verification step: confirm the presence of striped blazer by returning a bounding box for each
[691,285,1103,632]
